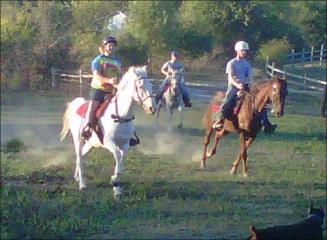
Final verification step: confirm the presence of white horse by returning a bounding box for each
[155,69,184,131]
[60,66,155,196]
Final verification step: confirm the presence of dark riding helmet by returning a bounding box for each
[103,36,117,46]
[171,50,179,57]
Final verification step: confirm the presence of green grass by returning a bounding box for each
[1,90,326,239]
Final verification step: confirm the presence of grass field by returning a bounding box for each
[1,89,326,239]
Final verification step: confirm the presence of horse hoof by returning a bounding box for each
[113,186,122,196]
[79,184,87,190]
[74,176,79,182]
[200,162,206,169]
[111,175,118,182]
[177,123,183,128]
[230,169,237,175]
[243,172,249,178]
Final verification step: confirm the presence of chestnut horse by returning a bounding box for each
[201,77,287,177]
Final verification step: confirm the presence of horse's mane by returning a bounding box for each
[250,80,271,95]
[118,65,147,91]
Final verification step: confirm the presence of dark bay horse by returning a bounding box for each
[201,77,287,177]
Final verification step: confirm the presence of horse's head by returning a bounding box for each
[169,70,182,96]
[268,77,288,117]
[130,66,156,115]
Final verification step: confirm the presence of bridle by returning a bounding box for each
[111,75,154,123]
[134,76,155,107]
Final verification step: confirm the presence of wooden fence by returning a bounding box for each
[51,68,92,96]
[265,61,326,92]
[284,43,326,66]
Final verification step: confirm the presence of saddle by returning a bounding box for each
[77,97,140,146]
[211,90,248,116]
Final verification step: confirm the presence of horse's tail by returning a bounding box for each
[60,97,85,141]
[202,104,213,129]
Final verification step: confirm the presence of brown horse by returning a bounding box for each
[201,77,287,177]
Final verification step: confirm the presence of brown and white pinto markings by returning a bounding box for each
[201,77,287,177]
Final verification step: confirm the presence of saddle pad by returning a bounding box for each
[77,102,89,118]
[76,98,111,119]
[211,104,220,113]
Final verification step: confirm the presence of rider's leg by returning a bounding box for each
[212,85,238,130]
[82,100,100,139]
[155,79,169,104]
[261,108,277,135]
[180,82,192,108]
[82,88,104,139]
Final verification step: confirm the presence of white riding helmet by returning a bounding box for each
[235,41,249,51]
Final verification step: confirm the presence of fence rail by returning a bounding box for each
[284,43,326,65]
[265,61,326,92]
[51,68,92,96]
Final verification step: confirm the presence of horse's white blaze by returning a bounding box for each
[60,66,154,194]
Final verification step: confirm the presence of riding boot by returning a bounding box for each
[212,112,225,130]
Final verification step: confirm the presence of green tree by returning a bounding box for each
[69,1,127,70]
[290,1,326,47]
[125,1,181,56]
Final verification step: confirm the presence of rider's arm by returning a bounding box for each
[93,70,118,86]
[161,62,170,77]
[228,73,243,89]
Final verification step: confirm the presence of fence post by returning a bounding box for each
[51,67,56,88]
[303,72,307,90]
[310,46,314,63]
[271,62,275,79]
[79,69,83,97]
[320,43,324,66]
[291,49,295,63]
[265,56,269,76]
[301,48,305,66]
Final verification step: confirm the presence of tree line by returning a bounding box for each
[1,0,326,90]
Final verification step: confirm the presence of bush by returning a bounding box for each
[255,38,292,66]
[1,139,27,153]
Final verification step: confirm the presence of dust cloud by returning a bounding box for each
[1,93,73,170]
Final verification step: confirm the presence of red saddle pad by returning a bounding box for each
[77,102,89,118]
[211,104,220,113]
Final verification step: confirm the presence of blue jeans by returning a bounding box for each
[213,84,238,121]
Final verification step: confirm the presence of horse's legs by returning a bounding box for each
[230,133,254,177]
[72,135,92,190]
[231,132,246,176]
[177,104,183,128]
[155,100,161,130]
[241,137,255,177]
[207,130,225,158]
[166,105,173,131]
[201,127,214,168]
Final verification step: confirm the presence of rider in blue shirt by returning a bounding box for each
[155,51,192,108]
